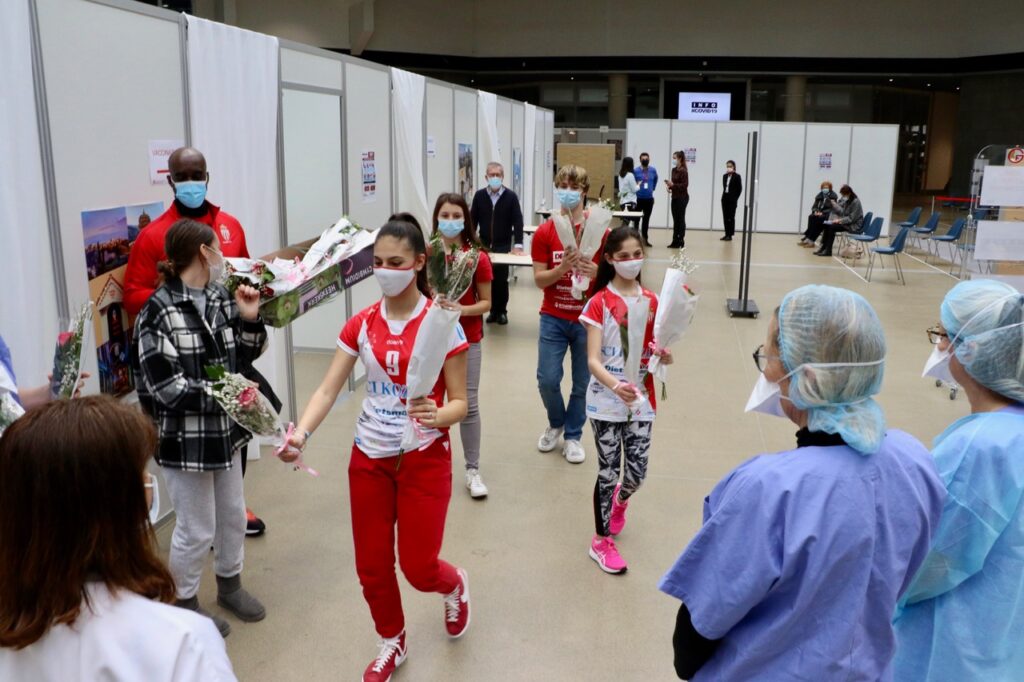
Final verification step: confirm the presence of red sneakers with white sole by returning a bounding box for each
[362,631,406,682]
[444,568,471,638]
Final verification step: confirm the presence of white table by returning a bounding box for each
[488,252,533,267]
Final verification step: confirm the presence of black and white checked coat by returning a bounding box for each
[135,277,267,471]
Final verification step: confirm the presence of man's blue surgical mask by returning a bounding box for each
[438,219,464,238]
[175,180,207,209]
[556,188,582,209]
[488,176,502,190]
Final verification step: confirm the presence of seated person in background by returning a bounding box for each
[0,396,237,681]
[659,285,944,681]
[815,184,864,257]
[797,181,837,248]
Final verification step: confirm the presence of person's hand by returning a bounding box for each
[613,381,640,403]
[235,284,261,321]
[557,249,580,274]
[280,431,305,463]
[512,246,525,256]
[576,258,598,278]
[73,371,91,398]
[407,397,439,427]
[658,350,674,366]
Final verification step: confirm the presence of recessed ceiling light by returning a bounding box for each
[927,83,932,87]
[888,78,894,82]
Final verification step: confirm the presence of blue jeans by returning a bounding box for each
[537,313,589,442]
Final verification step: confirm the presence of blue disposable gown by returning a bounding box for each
[893,405,1024,681]
[659,430,944,681]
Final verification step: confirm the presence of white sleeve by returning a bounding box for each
[170,619,239,682]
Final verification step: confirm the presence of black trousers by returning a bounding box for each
[671,195,689,246]
[636,197,655,241]
[491,262,510,316]
[721,197,738,237]
[820,224,851,253]
[804,214,828,241]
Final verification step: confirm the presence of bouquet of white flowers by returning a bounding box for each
[50,301,93,400]
[647,249,700,398]
[552,203,612,299]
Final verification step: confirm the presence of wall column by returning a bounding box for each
[608,73,628,128]
[783,75,807,121]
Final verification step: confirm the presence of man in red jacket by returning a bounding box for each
[124,146,267,537]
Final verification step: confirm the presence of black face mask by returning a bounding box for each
[640,159,649,167]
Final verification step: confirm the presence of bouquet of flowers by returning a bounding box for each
[0,363,24,436]
[620,296,652,415]
[204,365,318,477]
[647,249,700,398]
[50,301,93,400]
[552,203,612,299]
[427,230,481,302]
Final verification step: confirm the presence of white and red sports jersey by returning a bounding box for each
[338,295,469,458]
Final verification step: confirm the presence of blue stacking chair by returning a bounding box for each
[910,212,941,256]
[897,207,923,231]
[867,226,911,285]
[837,211,872,255]
[928,218,966,271]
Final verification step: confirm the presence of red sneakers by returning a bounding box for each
[608,484,629,535]
[444,568,471,638]
[362,631,406,682]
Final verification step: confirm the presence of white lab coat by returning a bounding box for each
[0,583,236,682]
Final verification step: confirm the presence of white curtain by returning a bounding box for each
[1,0,59,383]
[523,102,537,220]
[478,90,501,188]
[185,15,286,415]
[391,68,430,231]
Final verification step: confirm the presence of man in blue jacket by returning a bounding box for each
[633,152,657,247]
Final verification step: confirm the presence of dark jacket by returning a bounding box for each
[722,172,743,203]
[669,166,689,198]
[135,277,267,471]
[832,196,865,232]
[811,190,839,214]
[470,187,524,253]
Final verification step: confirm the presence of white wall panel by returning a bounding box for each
[626,119,671,228]
[801,124,851,223]
[425,82,455,203]
[849,125,899,234]
[496,98,512,169]
[281,47,343,90]
[755,123,806,233]
[670,121,716,229]
[533,108,546,217]
[543,110,554,209]
[711,122,760,230]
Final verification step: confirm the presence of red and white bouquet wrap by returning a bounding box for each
[50,301,93,400]
[647,250,699,397]
[552,203,612,300]
[620,296,652,413]
[204,365,318,476]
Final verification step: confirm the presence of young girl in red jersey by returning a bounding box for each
[431,193,493,499]
[578,226,671,575]
[285,220,470,682]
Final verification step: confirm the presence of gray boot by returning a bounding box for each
[175,595,231,638]
[216,573,266,622]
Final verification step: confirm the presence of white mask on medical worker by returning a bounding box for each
[745,374,789,418]
[922,346,955,385]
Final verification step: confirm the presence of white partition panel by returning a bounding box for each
[533,107,546,214]
[756,123,806,233]
[282,47,343,90]
[711,122,760,231]
[426,82,455,201]
[801,124,852,221]
[849,125,899,234]
[671,121,716,229]
[454,88,477,202]
[511,102,526,210]
[497,98,512,169]
[626,119,672,228]
[543,110,555,208]
[282,88,346,350]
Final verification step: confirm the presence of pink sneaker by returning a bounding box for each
[609,483,629,535]
[589,535,628,574]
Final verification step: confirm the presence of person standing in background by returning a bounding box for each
[664,151,689,249]
[471,162,523,326]
[720,160,742,242]
[633,153,657,248]
[617,157,640,229]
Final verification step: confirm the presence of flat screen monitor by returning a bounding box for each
[677,93,732,121]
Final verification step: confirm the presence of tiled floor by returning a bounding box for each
[164,228,970,681]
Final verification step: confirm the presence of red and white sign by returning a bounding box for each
[148,139,183,185]
[1007,146,1024,166]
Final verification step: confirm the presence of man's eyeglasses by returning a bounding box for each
[926,325,949,345]
[752,344,779,373]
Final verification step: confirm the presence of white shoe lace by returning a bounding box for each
[542,427,560,443]
[444,585,462,623]
[371,636,402,673]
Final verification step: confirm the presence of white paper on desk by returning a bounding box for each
[980,166,1024,207]
[975,221,1024,261]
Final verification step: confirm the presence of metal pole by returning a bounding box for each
[742,131,759,305]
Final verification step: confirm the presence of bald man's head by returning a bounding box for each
[167,147,208,186]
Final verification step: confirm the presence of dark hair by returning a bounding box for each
[673,150,688,171]
[388,212,423,232]
[375,220,432,297]
[639,152,650,159]
[0,396,175,649]
[726,159,736,169]
[430,193,481,248]
[592,225,645,295]
[839,184,858,200]
[157,218,216,282]
[619,156,635,178]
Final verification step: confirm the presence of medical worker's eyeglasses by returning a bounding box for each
[926,325,949,345]
[752,344,779,373]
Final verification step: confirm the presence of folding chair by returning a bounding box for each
[866,226,910,284]
[927,218,966,272]
[909,212,941,259]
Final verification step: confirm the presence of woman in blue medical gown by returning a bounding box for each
[893,279,1024,681]
[659,285,945,681]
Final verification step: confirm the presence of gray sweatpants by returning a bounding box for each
[459,341,482,470]
[162,451,246,599]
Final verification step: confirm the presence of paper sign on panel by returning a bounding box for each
[980,166,1024,207]
[975,220,1024,261]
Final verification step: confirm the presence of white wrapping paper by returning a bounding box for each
[623,295,651,410]
[399,304,461,453]
[647,269,699,383]
[571,204,613,299]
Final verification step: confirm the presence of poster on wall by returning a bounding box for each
[81,201,164,396]
[426,135,437,159]
[819,153,833,170]
[512,148,523,198]
[148,139,183,185]
[458,143,474,202]
[684,147,697,164]
[361,151,377,202]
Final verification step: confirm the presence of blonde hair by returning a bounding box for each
[554,164,590,193]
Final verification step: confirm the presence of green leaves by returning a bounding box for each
[204,364,227,381]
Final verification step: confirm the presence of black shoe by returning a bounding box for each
[485,314,497,324]
[720,236,732,241]
[814,250,832,257]
[497,314,508,325]
[668,242,681,249]
[245,508,266,537]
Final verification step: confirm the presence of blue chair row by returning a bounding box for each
[867,226,911,285]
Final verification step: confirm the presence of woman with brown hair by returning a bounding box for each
[664,151,689,249]
[0,396,236,680]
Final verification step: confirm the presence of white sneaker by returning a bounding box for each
[537,426,563,452]
[563,439,585,464]
[466,469,488,498]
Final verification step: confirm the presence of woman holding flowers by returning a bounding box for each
[285,219,470,682]
[579,226,670,574]
[135,219,267,638]
[431,193,493,499]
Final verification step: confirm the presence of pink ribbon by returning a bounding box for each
[275,423,320,477]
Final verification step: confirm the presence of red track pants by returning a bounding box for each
[348,437,459,638]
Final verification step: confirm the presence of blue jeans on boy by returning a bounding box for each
[537,313,589,442]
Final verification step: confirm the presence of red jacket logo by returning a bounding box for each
[219,225,232,243]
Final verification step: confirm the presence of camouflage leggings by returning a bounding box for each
[591,418,653,537]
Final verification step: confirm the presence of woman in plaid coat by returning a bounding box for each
[136,219,266,639]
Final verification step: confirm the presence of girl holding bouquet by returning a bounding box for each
[578,226,671,574]
[285,219,470,682]
[135,219,267,638]
[431,193,493,499]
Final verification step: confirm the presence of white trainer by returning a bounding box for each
[537,426,563,452]
[563,439,585,464]
[466,469,488,498]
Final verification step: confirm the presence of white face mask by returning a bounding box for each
[745,373,791,418]
[922,346,955,384]
[374,267,417,297]
[204,246,225,283]
[612,258,644,280]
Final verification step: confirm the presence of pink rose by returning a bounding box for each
[58,332,74,346]
[238,386,259,409]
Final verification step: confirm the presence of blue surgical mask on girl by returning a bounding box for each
[174,180,207,209]
[488,176,502,190]
[438,219,464,238]
[557,189,582,209]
